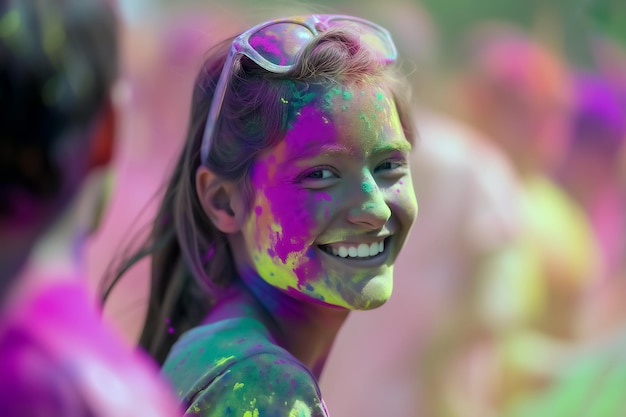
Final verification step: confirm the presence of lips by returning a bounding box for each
[319,238,387,259]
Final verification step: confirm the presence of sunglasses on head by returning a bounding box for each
[199,14,398,165]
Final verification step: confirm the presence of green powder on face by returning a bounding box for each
[343,90,353,100]
[362,182,373,193]
[359,111,371,130]
[321,87,343,110]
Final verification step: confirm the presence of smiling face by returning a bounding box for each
[230,81,417,310]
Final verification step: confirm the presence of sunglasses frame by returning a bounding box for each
[199,14,398,164]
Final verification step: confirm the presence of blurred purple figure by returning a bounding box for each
[0,0,180,415]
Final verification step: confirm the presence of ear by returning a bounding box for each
[196,165,244,234]
[87,98,116,169]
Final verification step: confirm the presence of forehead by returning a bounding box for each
[277,81,408,158]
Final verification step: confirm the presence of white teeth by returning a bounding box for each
[325,240,386,259]
[369,242,379,256]
[358,243,370,257]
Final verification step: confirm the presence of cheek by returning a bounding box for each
[248,191,335,291]
[250,188,328,262]
[390,179,418,220]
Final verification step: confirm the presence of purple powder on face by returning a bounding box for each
[315,193,332,202]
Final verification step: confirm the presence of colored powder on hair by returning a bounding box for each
[285,81,320,125]
[202,245,215,262]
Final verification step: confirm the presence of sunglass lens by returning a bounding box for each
[249,23,315,66]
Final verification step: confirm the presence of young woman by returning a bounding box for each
[107,14,418,416]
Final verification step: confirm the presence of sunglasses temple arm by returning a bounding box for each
[200,49,237,165]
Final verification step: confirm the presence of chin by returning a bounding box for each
[350,274,394,310]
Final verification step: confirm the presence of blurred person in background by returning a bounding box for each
[455,23,602,414]
[0,0,179,415]
[319,2,523,416]
[504,67,626,417]
[557,71,626,336]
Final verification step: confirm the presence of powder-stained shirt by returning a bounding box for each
[0,281,180,417]
[162,317,329,416]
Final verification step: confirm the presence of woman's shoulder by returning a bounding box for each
[163,317,329,416]
[163,317,281,373]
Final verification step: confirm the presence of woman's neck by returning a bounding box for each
[207,274,349,379]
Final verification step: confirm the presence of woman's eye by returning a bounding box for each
[376,161,403,172]
[306,169,336,180]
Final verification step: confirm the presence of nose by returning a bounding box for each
[346,176,391,229]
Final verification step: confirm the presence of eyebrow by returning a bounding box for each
[284,143,357,164]
[284,139,411,166]
[369,140,413,155]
